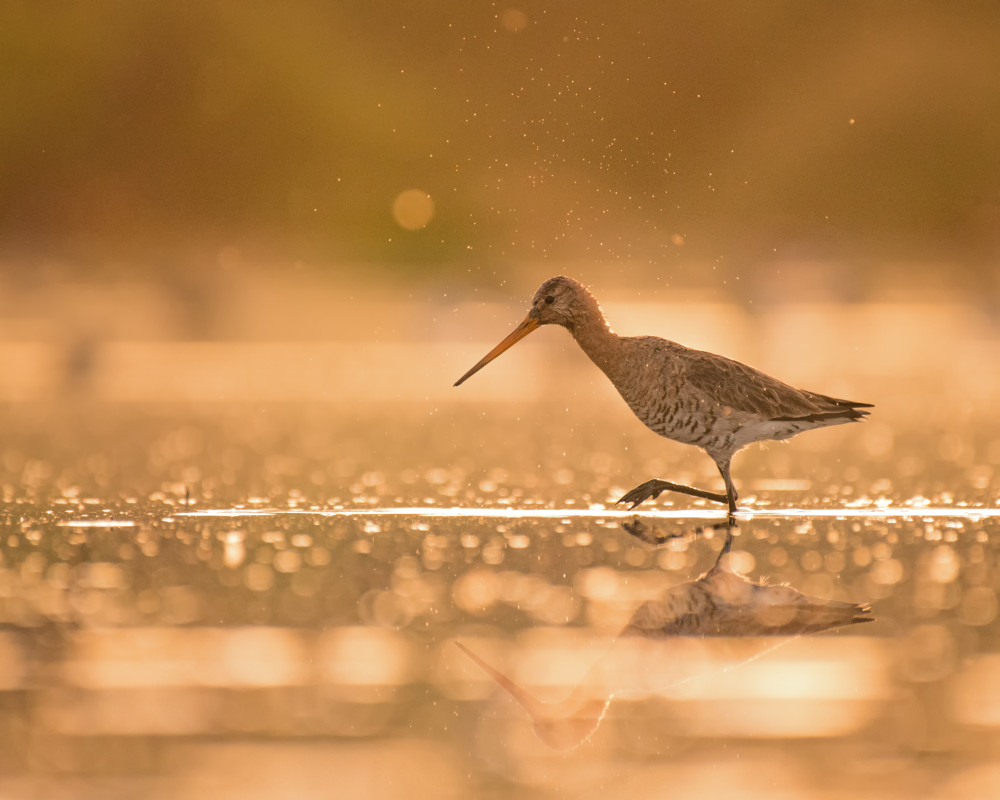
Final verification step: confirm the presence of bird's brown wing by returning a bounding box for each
[680,348,849,420]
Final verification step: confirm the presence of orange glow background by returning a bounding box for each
[2,3,1000,799]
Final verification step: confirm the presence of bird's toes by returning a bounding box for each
[614,491,641,508]
[616,481,663,508]
[621,518,680,545]
[615,489,639,507]
[628,492,660,509]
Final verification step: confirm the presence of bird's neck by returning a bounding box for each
[566,305,621,376]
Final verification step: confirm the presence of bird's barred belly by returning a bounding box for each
[622,390,729,449]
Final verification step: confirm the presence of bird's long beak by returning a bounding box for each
[454,314,540,386]
[453,641,546,717]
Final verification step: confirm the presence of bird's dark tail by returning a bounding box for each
[773,394,873,424]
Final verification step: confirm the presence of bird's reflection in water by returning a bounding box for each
[457,520,873,751]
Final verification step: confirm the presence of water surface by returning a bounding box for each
[1,402,999,798]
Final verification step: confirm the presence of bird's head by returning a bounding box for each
[525,275,590,328]
[453,275,601,387]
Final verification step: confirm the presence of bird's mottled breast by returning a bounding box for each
[602,336,721,445]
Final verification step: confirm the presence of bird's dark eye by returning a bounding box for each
[544,295,555,304]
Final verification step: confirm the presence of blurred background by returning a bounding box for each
[3,3,1000,799]
[3,1,1000,299]
[2,1,999,409]
[3,0,1000,410]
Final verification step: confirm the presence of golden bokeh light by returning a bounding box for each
[392,189,434,230]
[501,8,528,33]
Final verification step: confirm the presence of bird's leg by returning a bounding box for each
[716,459,739,519]
[616,478,729,510]
[712,518,737,564]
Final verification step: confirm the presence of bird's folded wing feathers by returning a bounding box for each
[682,350,830,419]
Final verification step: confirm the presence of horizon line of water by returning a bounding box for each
[155,504,999,522]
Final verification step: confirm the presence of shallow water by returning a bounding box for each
[1,400,999,798]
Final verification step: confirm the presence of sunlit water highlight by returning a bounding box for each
[173,504,1000,521]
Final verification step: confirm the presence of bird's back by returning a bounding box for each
[596,335,870,457]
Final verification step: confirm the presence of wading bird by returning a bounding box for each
[456,522,872,750]
[454,276,871,514]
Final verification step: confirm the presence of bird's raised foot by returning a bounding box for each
[616,478,730,510]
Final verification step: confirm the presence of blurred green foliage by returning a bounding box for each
[2,1,999,276]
